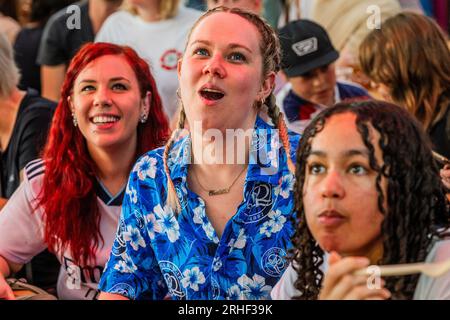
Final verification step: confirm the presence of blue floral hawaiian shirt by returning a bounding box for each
[99,116,300,300]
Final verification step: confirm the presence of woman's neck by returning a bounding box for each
[136,2,163,22]
[89,0,122,34]
[88,140,136,196]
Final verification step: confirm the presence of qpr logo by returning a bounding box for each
[292,37,318,57]
[159,261,186,299]
[261,247,288,277]
[160,49,182,70]
[244,183,273,223]
[109,283,136,300]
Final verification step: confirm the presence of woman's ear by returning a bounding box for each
[141,91,151,116]
[67,96,74,113]
[258,71,276,102]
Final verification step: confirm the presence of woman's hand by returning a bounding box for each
[318,252,391,300]
[0,274,15,300]
[440,164,450,190]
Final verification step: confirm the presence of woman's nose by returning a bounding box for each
[321,170,345,199]
[93,87,112,107]
[202,54,226,79]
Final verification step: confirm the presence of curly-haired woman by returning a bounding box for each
[272,100,450,300]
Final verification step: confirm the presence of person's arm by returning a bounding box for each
[41,65,65,102]
[98,292,130,300]
[0,255,23,300]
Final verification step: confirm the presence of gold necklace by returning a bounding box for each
[192,165,248,196]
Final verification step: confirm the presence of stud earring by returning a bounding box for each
[140,113,148,123]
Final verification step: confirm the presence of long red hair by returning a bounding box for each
[39,42,170,265]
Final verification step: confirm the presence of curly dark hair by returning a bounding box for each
[290,100,450,300]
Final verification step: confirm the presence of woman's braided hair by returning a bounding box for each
[163,6,294,213]
[290,100,450,300]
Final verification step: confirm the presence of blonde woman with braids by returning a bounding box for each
[98,7,300,300]
[96,0,201,120]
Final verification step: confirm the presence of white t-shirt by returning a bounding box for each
[0,159,123,300]
[271,239,450,300]
[95,6,202,119]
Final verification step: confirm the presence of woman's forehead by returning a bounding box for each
[188,12,261,48]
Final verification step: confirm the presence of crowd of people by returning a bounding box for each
[0,0,449,300]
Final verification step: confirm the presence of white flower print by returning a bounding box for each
[278,174,294,199]
[259,210,286,237]
[227,285,242,300]
[154,204,180,243]
[126,185,138,204]
[259,220,276,238]
[268,210,286,233]
[136,156,157,180]
[193,205,218,243]
[228,228,247,250]
[123,225,146,251]
[237,274,272,300]
[114,253,137,274]
[181,267,206,292]
[145,213,162,240]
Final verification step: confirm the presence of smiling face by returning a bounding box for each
[69,54,148,156]
[288,63,336,107]
[178,11,274,132]
[302,112,386,258]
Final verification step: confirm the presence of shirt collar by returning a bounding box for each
[168,116,287,185]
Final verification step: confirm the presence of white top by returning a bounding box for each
[95,6,202,119]
[0,159,123,300]
[271,239,450,300]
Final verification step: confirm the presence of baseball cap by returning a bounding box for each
[278,19,339,77]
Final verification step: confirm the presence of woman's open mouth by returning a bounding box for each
[199,86,225,104]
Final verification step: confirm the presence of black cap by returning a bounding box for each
[278,19,339,77]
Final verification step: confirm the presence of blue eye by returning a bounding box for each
[228,52,246,62]
[194,48,209,57]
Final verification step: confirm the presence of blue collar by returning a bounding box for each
[168,116,287,186]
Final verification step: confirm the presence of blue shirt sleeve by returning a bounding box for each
[98,160,168,300]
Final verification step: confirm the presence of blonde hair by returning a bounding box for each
[164,7,295,213]
[122,0,180,20]
[0,32,20,97]
[359,12,450,131]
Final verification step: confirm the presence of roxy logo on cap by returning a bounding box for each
[291,37,318,57]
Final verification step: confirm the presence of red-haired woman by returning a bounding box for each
[0,42,170,300]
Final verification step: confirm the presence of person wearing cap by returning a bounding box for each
[276,19,370,134]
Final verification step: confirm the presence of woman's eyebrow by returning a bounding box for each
[189,39,252,53]
[308,149,369,158]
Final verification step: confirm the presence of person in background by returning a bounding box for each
[14,0,73,93]
[37,0,122,102]
[272,100,450,300]
[96,0,201,120]
[359,11,450,189]
[0,0,21,44]
[276,19,369,134]
[98,7,299,300]
[0,42,169,299]
[206,0,262,14]
[0,31,59,291]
